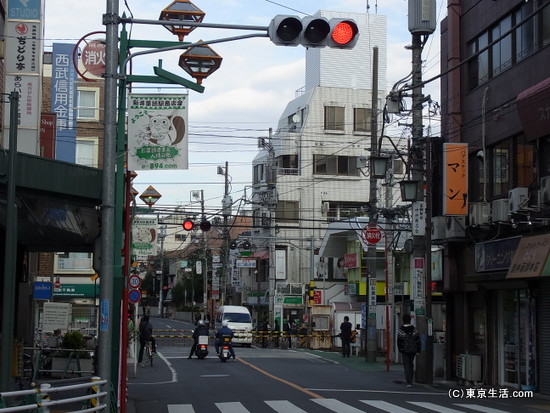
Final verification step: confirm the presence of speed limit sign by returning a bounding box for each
[128,274,142,289]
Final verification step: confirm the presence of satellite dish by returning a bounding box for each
[292,113,301,123]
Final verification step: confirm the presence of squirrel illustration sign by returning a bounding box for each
[127,94,189,170]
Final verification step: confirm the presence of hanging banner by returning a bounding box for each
[127,94,188,171]
[443,142,468,215]
[131,216,158,260]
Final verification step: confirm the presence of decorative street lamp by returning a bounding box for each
[370,155,390,179]
[159,0,205,41]
[178,43,223,84]
[399,179,420,202]
[139,185,162,208]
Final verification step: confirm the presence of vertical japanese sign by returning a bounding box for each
[275,249,287,280]
[131,216,158,261]
[51,43,78,162]
[3,0,43,154]
[443,142,468,215]
[412,256,425,316]
[127,94,189,171]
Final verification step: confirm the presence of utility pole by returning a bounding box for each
[366,46,379,363]
[407,0,436,385]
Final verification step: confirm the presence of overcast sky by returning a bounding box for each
[43,0,445,217]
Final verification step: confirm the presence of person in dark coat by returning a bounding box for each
[339,316,353,357]
[188,320,209,359]
[397,313,421,388]
[138,315,156,366]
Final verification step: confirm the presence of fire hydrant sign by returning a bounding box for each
[127,93,189,171]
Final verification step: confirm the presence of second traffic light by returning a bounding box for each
[269,15,359,49]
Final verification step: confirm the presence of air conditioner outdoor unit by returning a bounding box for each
[491,199,510,223]
[469,203,490,226]
[431,216,446,241]
[446,216,465,238]
[456,354,482,382]
[541,176,550,205]
[508,187,529,213]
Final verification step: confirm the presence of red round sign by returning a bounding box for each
[365,226,382,244]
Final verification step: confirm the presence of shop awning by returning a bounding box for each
[516,77,550,141]
[506,233,550,279]
[253,250,269,259]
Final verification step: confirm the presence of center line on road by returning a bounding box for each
[238,358,324,399]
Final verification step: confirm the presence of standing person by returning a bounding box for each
[273,319,280,348]
[397,314,421,388]
[138,315,156,367]
[339,316,353,357]
[215,320,236,361]
[283,318,292,348]
[188,320,209,359]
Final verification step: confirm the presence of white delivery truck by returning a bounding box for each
[215,305,253,347]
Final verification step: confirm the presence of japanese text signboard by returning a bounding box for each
[443,142,468,215]
[127,94,189,171]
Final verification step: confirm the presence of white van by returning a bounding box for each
[215,305,253,347]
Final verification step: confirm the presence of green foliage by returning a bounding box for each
[53,330,91,359]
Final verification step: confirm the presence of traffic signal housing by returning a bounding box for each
[269,15,359,49]
[182,219,195,231]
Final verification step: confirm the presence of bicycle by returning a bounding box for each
[145,340,154,367]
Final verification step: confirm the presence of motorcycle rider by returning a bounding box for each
[215,320,236,361]
[188,319,209,359]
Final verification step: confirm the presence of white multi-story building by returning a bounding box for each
[248,11,390,324]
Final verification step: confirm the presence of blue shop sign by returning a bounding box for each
[475,237,521,272]
[33,282,52,300]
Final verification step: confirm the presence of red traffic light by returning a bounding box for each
[328,19,359,48]
[182,219,195,231]
[269,15,359,49]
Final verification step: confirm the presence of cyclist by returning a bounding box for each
[215,320,236,361]
[188,319,209,359]
[138,315,156,366]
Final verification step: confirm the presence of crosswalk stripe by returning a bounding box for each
[265,400,308,412]
[312,398,366,413]
[216,401,251,413]
[168,405,195,413]
[455,403,511,413]
[408,402,468,412]
[362,400,420,412]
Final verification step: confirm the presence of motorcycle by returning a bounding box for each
[218,335,232,362]
[195,335,209,359]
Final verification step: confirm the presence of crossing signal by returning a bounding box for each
[269,15,359,49]
[199,220,211,232]
[182,219,195,231]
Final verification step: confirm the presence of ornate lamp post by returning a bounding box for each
[159,0,205,41]
[179,43,223,84]
[139,185,162,208]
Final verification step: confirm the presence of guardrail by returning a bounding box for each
[0,377,107,412]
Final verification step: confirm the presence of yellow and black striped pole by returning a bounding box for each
[90,376,101,409]
[39,383,51,413]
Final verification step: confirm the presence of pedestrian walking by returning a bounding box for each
[339,316,352,357]
[397,313,421,388]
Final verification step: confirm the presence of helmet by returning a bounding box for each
[222,320,229,327]
[198,320,205,326]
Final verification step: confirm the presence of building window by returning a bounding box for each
[54,252,95,274]
[175,234,187,242]
[77,88,99,120]
[492,140,512,197]
[353,107,371,132]
[253,164,264,184]
[313,154,359,176]
[467,2,549,90]
[324,106,345,131]
[76,137,99,167]
[516,139,535,188]
[275,201,299,222]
